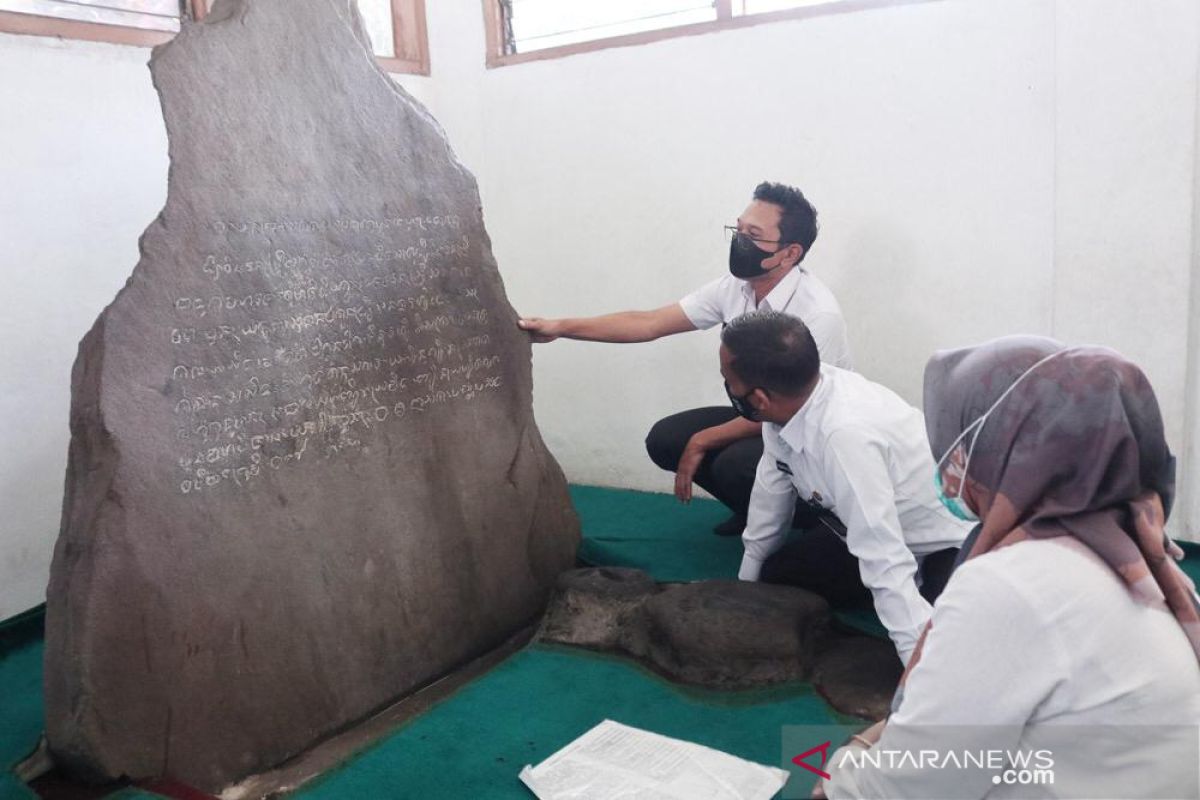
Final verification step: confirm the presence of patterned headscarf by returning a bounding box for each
[915,334,1200,667]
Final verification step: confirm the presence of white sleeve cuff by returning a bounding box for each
[677,295,714,330]
[738,554,764,582]
[677,278,727,331]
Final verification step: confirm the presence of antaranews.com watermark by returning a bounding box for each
[834,745,1054,785]
[781,724,1199,799]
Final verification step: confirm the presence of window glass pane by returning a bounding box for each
[508,0,716,54]
[0,0,179,31]
[357,0,396,59]
[738,0,845,14]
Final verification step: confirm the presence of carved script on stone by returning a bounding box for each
[44,0,579,791]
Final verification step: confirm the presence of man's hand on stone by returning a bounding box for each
[517,317,561,343]
[674,435,707,503]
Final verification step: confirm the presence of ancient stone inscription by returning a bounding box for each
[46,1,581,790]
[168,214,503,494]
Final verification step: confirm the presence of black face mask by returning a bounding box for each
[728,233,780,279]
[725,381,760,422]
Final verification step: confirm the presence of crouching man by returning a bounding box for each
[720,311,971,664]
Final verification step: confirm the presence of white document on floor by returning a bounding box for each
[518,719,790,800]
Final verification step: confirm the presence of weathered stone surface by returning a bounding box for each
[539,570,831,688]
[540,570,905,714]
[636,580,831,688]
[812,637,904,720]
[45,0,579,790]
[538,567,660,651]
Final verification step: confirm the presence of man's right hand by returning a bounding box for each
[515,306,695,344]
[517,317,561,343]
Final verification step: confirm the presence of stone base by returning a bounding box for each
[812,636,904,720]
[538,568,902,719]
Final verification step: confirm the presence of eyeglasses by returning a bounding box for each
[724,225,785,246]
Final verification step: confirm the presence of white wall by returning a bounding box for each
[1186,20,1200,547]
[0,31,432,619]
[0,35,168,621]
[1052,2,1199,523]
[2,0,1198,617]
[420,0,1200,530]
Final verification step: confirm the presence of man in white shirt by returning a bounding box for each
[518,182,851,536]
[720,311,970,665]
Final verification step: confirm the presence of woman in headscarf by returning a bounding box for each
[819,335,1200,799]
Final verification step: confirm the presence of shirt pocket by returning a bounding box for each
[795,454,835,515]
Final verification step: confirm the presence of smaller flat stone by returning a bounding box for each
[538,568,660,651]
[635,581,830,688]
[812,636,904,720]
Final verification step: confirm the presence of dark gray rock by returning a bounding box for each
[540,570,903,716]
[538,567,660,651]
[44,0,579,790]
[812,636,904,720]
[636,580,831,688]
[539,570,832,689]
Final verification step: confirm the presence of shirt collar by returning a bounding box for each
[776,367,830,453]
[740,265,804,311]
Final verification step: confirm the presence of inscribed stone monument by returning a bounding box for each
[44,0,580,790]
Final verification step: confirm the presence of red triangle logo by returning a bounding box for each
[792,740,833,780]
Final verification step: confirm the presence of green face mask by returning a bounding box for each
[932,349,1069,524]
[935,467,977,522]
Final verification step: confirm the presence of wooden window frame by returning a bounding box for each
[482,0,940,68]
[0,0,429,75]
[374,0,429,76]
[0,0,196,47]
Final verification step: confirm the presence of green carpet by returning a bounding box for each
[571,485,1200,638]
[571,484,741,582]
[294,643,853,800]
[1182,540,1200,585]
[3,487,1199,799]
[0,608,45,800]
[571,484,890,638]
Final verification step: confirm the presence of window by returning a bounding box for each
[0,0,429,74]
[483,0,897,66]
[1,0,180,31]
[359,0,429,75]
[502,1,718,53]
[0,0,188,44]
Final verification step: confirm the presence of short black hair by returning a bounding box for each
[721,311,821,395]
[753,181,818,262]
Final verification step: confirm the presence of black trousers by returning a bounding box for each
[645,406,820,527]
[645,406,958,608]
[758,526,960,608]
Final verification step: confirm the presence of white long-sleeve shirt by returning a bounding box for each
[739,365,971,664]
[826,537,1200,800]
[678,265,853,369]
